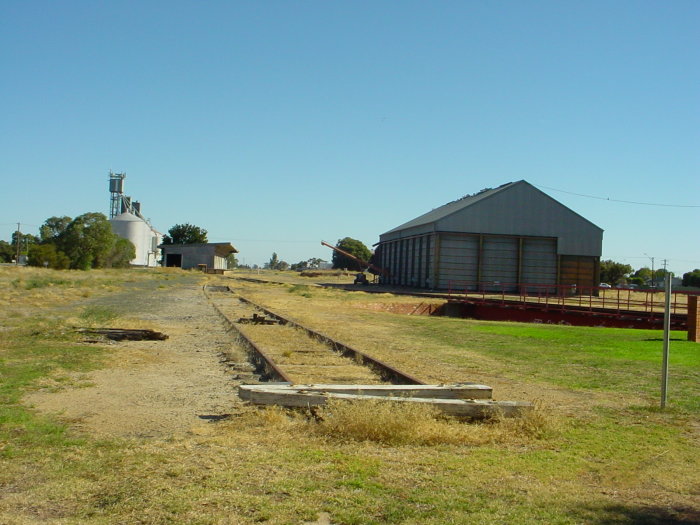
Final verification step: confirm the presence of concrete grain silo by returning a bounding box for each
[110,211,162,267]
[107,171,162,267]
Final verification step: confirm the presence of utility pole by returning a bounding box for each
[661,272,672,409]
[645,253,655,288]
[15,222,21,265]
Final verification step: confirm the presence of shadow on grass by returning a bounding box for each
[643,338,688,342]
[572,503,700,524]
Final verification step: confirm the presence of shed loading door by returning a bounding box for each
[437,234,479,290]
[560,255,598,289]
[521,238,557,292]
[481,237,519,291]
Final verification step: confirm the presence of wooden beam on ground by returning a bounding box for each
[239,383,493,400]
[238,385,531,419]
[77,328,168,341]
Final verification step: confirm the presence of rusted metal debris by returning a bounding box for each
[237,313,278,325]
[78,328,168,341]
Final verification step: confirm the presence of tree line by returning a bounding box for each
[600,259,700,288]
[1,213,135,270]
[261,238,372,272]
[5,221,699,288]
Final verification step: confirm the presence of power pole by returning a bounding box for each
[15,222,21,265]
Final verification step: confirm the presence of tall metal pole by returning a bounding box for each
[660,272,672,409]
[15,222,21,265]
[645,253,655,288]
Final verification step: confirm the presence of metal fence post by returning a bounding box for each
[661,273,672,409]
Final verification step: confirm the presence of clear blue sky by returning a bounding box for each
[2,1,698,274]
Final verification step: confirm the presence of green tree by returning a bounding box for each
[682,269,700,288]
[653,268,670,284]
[264,252,289,270]
[290,260,309,271]
[633,267,652,282]
[331,237,371,271]
[627,276,645,286]
[266,252,280,270]
[307,258,324,269]
[11,231,39,256]
[162,224,208,245]
[226,253,238,269]
[61,212,117,270]
[104,237,136,268]
[0,240,15,262]
[599,260,633,286]
[39,216,72,243]
[27,243,70,269]
[291,258,326,271]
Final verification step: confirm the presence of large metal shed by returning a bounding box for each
[375,180,603,292]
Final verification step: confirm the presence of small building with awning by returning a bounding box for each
[159,242,238,271]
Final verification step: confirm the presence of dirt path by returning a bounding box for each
[25,281,248,439]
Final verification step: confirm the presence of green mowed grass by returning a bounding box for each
[398,316,699,411]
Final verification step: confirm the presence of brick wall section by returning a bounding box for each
[689,296,699,342]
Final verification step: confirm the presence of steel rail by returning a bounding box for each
[203,285,293,383]
[224,287,425,385]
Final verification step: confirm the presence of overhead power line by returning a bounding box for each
[534,184,700,208]
[1,222,39,228]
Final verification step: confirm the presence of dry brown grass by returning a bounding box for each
[210,397,558,449]
[228,268,356,285]
[299,269,354,278]
[304,397,558,447]
[238,324,382,384]
[4,270,699,524]
[0,266,161,317]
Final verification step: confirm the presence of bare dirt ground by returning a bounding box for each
[25,280,250,439]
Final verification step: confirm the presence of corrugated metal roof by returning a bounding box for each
[383,182,518,235]
[158,242,238,256]
[379,180,603,256]
[382,180,602,235]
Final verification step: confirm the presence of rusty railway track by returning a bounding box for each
[203,284,425,386]
[204,285,291,382]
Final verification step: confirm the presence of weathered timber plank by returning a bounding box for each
[77,328,168,341]
[239,383,493,400]
[238,387,531,419]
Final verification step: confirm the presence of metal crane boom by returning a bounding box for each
[321,241,389,276]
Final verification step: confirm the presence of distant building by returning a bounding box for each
[107,171,162,267]
[159,242,238,270]
[375,180,603,291]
